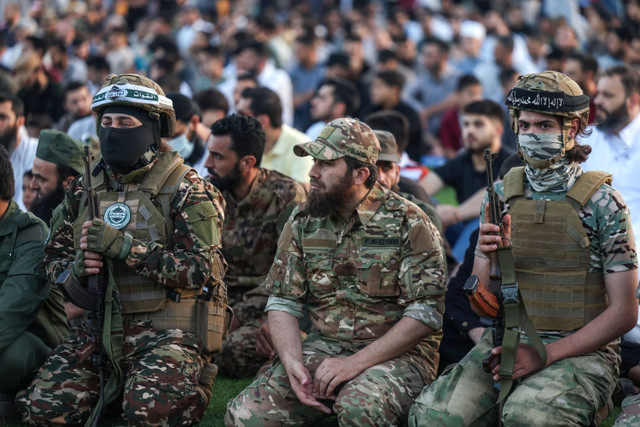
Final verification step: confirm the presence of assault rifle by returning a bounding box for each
[83,146,106,427]
[482,149,505,372]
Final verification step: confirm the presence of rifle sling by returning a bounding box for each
[470,246,547,426]
[497,245,547,395]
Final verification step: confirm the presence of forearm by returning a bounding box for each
[348,316,434,372]
[268,310,304,371]
[458,189,485,221]
[125,240,219,289]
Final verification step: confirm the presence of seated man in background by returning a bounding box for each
[420,99,513,262]
[226,118,446,426]
[0,145,69,424]
[205,114,306,378]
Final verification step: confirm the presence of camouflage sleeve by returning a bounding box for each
[264,211,307,316]
[591,186,638,273]
[44,176,84,283]
[124,170,226,290]
[398,210,446,330]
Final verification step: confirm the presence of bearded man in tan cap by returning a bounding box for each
[226,117,446,426]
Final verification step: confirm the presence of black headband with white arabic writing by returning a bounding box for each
[505,88,589,113]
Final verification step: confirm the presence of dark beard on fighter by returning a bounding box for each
[208,162,243,192]
[596,102,630,131]
[306,174,356,218]
[0,124,18,152]
[30,181,66,225]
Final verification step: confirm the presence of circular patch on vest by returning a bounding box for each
[104,202,131,230]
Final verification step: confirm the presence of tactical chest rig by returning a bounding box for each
[72,153,227,352]
[503,167,611,331]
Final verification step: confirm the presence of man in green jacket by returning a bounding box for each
[0,145,69,424]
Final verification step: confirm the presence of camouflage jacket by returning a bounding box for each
[266,182,446,378]
[45,153,226,291]
[219,168,306,291]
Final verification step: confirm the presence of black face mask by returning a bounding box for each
[99,125,156,173]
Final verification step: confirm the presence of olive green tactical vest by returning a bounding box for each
[503,167,612,331]
[73,152,190,314]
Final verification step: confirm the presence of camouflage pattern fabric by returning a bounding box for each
[16,322,212,426]
[44,154,226,293]
[408,332,617,426]
[226,332,428,426]
[215,168,305,378]
[218,168,305,291]
[615,393,640,425]
[411,170,637,425]
[293,118,381,165]
[20,153,226,425]
[225,183,446,425]
[266,182,446,380]
[517,133,582,192]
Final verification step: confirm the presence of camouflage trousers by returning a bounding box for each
[408,332,617,426]
[225,333,429,426]
[16,322,214,426]
[217,295,270,379]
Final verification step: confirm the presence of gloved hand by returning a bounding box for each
[71,249,89,279]
[86,218,133,260]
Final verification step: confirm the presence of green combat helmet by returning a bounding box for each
[505,71,590,166]
[91,73,176,138]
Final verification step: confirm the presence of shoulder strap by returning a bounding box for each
[503,166,525,203]
[566,171,612,208]
[139,152,183,197]
[158,163,192,247]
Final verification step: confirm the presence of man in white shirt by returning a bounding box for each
[581,65,640,410]
[582,65,640,248]
[236,87,311,186]
[0,94,37,211]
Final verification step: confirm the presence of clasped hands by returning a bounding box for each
[286,356,363,414]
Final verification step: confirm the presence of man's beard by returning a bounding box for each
[30,181,66,225]
[208,162,243,193]
[306,173,356,218]
[465,138,493,154]
[596,102,630,131]
[0,124,18,152]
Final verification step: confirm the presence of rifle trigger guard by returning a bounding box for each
[502,284,519,305]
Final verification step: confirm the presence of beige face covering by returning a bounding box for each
[518,133,582,192]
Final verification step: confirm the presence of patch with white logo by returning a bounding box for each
[104,202,131,230]
[106,85,126,101]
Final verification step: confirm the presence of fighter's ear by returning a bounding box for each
[352,164,371,186]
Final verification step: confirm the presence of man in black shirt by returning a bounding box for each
[363,70,425,161]
[420,100,513,261]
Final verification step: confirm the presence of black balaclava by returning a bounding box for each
[99,105,161,174]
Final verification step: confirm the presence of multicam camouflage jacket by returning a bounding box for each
[219,168,306,292]
[45,153,226,291]
[265,182,446,379]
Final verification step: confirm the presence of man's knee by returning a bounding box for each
[0,332,50,391]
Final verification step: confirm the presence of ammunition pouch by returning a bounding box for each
[123,298,233,352]
[463,274,499,318]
